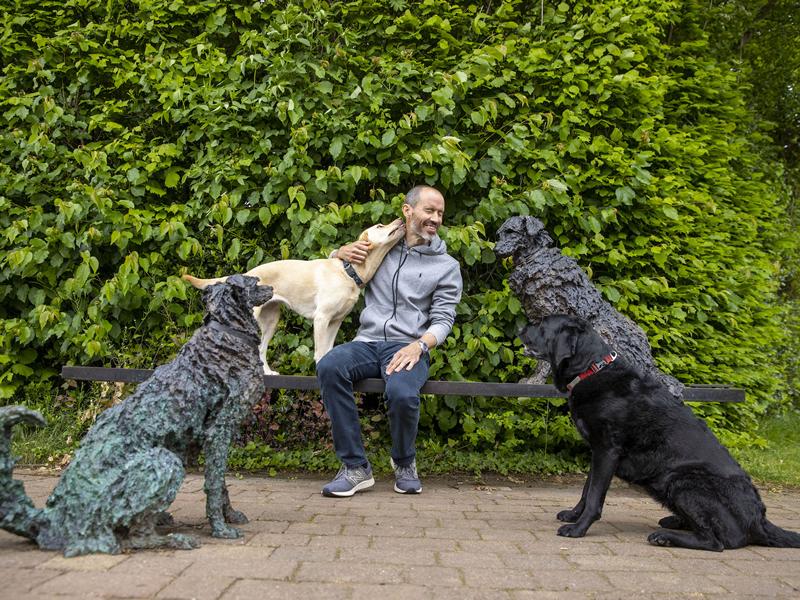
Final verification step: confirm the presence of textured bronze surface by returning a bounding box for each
[497,216,685,401]
[1,275,272,556]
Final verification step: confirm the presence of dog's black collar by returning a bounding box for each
[567,351,618,393]
[341,260,365,288]
[207,320,259,345]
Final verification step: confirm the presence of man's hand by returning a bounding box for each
[385,342,423,375]
[334,240,372,264]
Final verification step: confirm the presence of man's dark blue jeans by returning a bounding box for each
[316,341,430,469]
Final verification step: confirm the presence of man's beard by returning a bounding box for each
[411,218,437,242]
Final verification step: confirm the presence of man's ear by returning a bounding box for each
[401,203,412,220]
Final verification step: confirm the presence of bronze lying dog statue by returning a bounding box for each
[0,275,272,556]
[520,314,800,551]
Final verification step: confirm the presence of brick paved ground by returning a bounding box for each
[1,471,799,599]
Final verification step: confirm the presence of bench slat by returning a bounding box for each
[60,366,745,402]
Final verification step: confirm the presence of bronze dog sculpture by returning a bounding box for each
[496,216,684,401]
[0,275,272,556]
[520,315,800,551]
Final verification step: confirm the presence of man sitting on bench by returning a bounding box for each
[316,185,463,497]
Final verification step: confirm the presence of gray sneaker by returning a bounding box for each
[321,464,375,497]
[390,458,422,494]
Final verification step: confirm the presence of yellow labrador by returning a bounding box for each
[183,219,405,374]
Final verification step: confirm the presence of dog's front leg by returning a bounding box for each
[557,447,619,538]
[557,470,592,523]
[202,421,241,539]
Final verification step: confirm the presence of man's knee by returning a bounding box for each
[316,345,351,384]
[385,381,421,414]
[316,352,336,381]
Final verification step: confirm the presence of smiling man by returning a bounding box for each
[317,185,463,497]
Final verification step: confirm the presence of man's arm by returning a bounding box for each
[330,241,372,264]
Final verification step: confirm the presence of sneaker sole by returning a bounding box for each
[322,477,375,498]
[393,483,422,494]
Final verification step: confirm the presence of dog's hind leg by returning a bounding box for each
[254,301,282,375]
[112,447,199,552]
[658,515,689,529]
[648,528,724,551]
[649,479,742,551]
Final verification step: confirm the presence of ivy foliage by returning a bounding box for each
[1,0,794,453]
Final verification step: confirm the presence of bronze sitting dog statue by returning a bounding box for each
[496,216,684,402]
[0,275,272,556]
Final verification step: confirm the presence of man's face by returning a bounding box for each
[403,189,445,242]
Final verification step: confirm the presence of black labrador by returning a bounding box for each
[519,314,800,551]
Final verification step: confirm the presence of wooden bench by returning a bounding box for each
[60,366,745,402]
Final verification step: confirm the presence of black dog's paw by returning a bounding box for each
[557,508,581,523]
[557,523,588,538]
[658,515,685,530]
[648,531,673,547]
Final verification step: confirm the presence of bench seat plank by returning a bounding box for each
[60,366,745,402]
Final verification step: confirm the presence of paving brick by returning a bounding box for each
[338,545,437,565]
[342,523,425,538]
[307,533,371,550]
[156,573,235,600]
[709,573,799,596]
[350,583,512,600]
[462,565,541,590]
[569,553,675,572]
[425,526,481,540]
[0,566,63,595]
[285,521,344,535]
[246,532,311,547]
[295,560,404,584]
[108,553,193,578]
[498,552,573,571]
[222,580,351,599]
[372,535,458,552]
[268,544,337,562]
[33,571,174,598]
[438,550,505,569]
[529,570,613,593]
[457,539,523,554]
[402,564,463,587]
[724,557,800,576]
[603,571,726,594]
[0,543,56,568]
[511,591,592,600]
[40,552,129,572]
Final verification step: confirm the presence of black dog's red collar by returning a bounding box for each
[567,351,618,393]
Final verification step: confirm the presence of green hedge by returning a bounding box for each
[1,0,793,455]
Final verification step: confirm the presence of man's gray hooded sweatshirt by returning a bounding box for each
[354,236,462,345]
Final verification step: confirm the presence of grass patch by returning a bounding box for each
[732,410,800,488]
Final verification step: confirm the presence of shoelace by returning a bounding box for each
[338,465,366,483]
[395,464,418,480]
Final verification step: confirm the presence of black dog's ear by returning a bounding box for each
[552,326,578,368]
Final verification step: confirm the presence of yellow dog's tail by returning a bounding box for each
[182,273,228,289]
